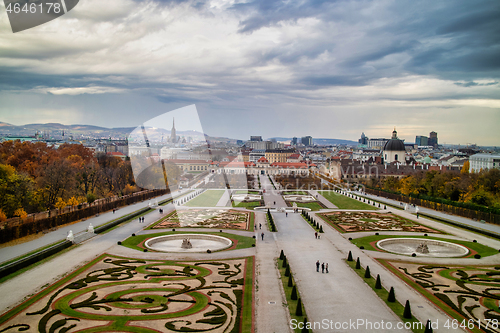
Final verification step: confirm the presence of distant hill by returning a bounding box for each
[270,137,358,146]
[0,122,236,143]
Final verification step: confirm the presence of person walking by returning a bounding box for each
[259,223,262,229]
[315,232,318,239]
[139,217,141,223]
[316,260,320,272]
[261,232,264,241]
[321,262,325,273]
[286,212,288,217]
[326,263,329,273]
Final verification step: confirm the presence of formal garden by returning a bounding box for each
[149,209,254,231]
[184,190,225,207]
[318,211,440,233]
[121,231,256,253]
[350,234,498,258]
[379,260,500,333]
[318,190,379,210]
[0,254,254,333]
[282,191,326,211]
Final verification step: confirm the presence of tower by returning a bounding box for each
[170,118,177,143]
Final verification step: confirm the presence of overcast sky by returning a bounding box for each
[0,0,499,145]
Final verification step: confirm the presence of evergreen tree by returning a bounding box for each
[403,300,412,319]
[356,257,361,269]
[375,274,382,289]
[279,250,284,260]
[301,317,309,333]
[285,265,290,277]
[347,251,353,261]
[388,287,396,302]
[424,320,433,333]
[295,298,303,316]
[291,285,298,300]
[364,266,371,278]
[288,273,293,287]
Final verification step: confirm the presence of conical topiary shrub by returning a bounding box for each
[288,273,293,287]
[364,266,371,278]
[291,285,298,300]
[301,317,309,333]
[279,250,284,260]
[319,225,323,233]
[375,274,382,289]
[285,265,290,277]
[347,251,353,261]
[356,257,361,269]
[424,320,433,333]
[282,256,287,268]
[403,300,412,319]
[295,298,303,316]
[388,287,396,302]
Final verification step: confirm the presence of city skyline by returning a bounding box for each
[0,0,499,145]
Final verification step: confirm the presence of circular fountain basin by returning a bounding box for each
[283,195,316,202]
[232,194,262,201]
[145,234,233,253]
[376,238,469,257]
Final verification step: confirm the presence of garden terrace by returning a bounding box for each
[318,211,442,233]
[150,209,254,231]
[0,254,254,333]
[379,259,500,333]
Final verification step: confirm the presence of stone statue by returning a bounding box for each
[181,238,193,249]
[88,223,94,233]
[416,243,429,254]
[67,230,74,242]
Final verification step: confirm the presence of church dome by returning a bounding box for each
[383,129,405,151]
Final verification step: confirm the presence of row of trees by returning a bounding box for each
[0,141,143,219]
[362,167,500,209]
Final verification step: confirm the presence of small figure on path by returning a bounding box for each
[326,263,329,273]
[113,209,116,214]
[259,223,262,229]
[274,201,276,205]
[286,212,288,217]
[316,260,320,272]
[416,213,419,219]
[261,232,264,240]
[315,232,318,239]
[321,262,325,273]
[254,224,257,230]
[142,217,145,223]
[139,217,141,223]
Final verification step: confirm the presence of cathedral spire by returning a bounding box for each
[170,118,177,143]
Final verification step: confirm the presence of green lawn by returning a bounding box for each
[233,190,260,195]
[282,191,309,195]
[318,191,378,210]
[184,190,225,207]
[351,235,498,258]
[232,201,261,208]
[121,231,256,252]
[292,202,324,211]
[277,256,309,333]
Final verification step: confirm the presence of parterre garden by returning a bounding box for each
[379,260,500,333]
[318,211,440,233]
[150,209,254,231]
[0,254,254,333]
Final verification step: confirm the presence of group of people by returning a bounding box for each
[314,232,321,239]
[138,216,145,223]
[316,260,329,273]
